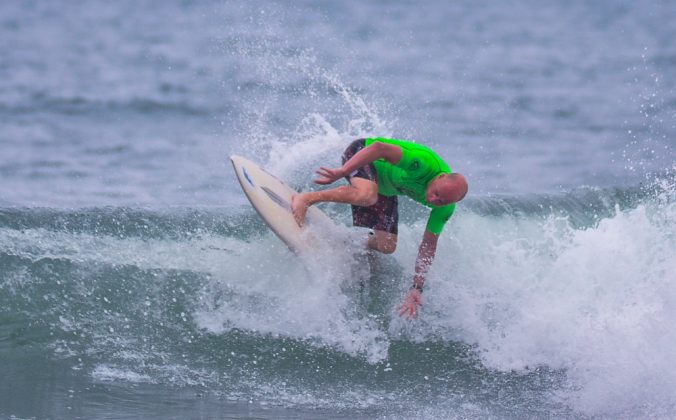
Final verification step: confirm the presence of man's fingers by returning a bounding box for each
[314,168,339,185]
[405,306,412,320]
[399,304,416,318]
[314,172,337,184]
[315,167,334,177]
[398,299,421,319]
[315,167,341,181]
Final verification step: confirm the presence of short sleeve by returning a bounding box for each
[394,144,415,170]
[426,203,456,234]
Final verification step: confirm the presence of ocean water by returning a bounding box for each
[1,0,675,418]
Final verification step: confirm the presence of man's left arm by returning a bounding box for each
[398,229,438,319]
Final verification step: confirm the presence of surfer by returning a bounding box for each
[291,137,468,319]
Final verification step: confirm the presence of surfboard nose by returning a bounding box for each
[230,155,337,254]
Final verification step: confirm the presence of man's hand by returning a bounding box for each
[314,167,345,185]
[399,229,438,320]
[398,288,422,319]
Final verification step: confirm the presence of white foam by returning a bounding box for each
[202,41,396,363]
[0,214,390,364]
[194,223,390,363]
[404,185,676,415]
[0,226,251,275]
[92,365,153,384]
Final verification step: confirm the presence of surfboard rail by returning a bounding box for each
[230,155,336,254]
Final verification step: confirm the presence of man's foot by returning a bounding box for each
[291,194,310,227]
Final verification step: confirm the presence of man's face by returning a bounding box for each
[426,178,456,206]
[426,176,466,206]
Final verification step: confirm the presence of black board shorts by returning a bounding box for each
[342,139,399,235]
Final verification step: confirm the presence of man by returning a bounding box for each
[291,137,468,319]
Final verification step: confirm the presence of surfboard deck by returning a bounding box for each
[230,155,337,254]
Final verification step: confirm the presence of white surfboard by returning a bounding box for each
[230,155,337,254]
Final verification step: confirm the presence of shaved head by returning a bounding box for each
[445,173,468,201]
[426,173,468,206]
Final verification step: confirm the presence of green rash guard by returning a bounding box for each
[365,137,456,235]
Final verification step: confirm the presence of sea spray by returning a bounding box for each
[413,177,676,416]
[1,179,674,417]
[194,221,391,363]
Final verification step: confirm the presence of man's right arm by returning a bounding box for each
[343,141,403,174]
[315,141,403,185]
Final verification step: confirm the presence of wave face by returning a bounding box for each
[1,178,674,418]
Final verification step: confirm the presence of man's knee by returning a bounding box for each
[377,241,397,254]
[354,184,378,207]
[360,191,378,207]
[370,232,397,254]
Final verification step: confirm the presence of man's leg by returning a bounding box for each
[351,193,398,254]
[292,177,378,227]
[368,230,397,254]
